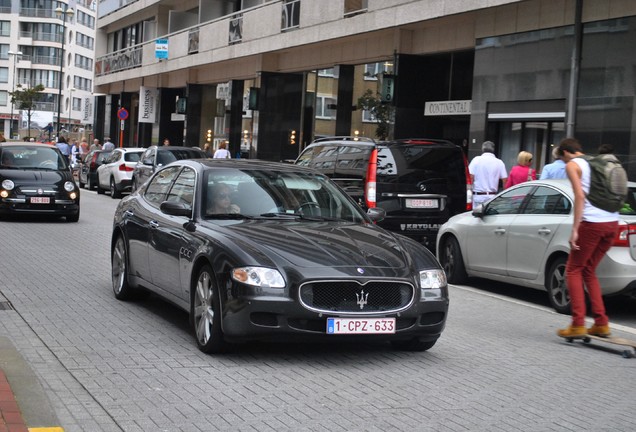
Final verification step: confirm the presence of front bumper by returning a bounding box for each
[220,285,449,344]
[0,197,79,216]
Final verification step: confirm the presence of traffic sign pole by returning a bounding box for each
[117,108,129,148]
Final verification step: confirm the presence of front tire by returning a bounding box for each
[66,211,79,222]
[439,236,468,284]
[546,255,570,314]
[112,235,134,300]
[191,265,226,353]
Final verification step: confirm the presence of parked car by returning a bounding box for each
[436,179,636,313]
[295,137,471,248]
[0,143,80,222]
[79,149,113,190]
[112,159,449,353]
[131,146,207,191]
[96,147,144,198]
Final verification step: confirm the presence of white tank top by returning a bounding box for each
[571,157,619,222]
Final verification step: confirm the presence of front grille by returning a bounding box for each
[299,280,414,313]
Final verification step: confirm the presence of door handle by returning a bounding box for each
[494,228,506,235]
[124,210,134,217]
[538,228,551,235]
[149,220,159,229]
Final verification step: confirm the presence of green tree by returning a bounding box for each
[9,84,45,138]
[356,88,394,140]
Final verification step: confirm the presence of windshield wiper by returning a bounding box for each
[259,212,346,222]
[205,213,254,220]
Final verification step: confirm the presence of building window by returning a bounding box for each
[72,96,81,111]
[362,109,378,123]
[0,90,7,106]
[318,68,336,78]
[316,95,337,120]
[282,0,300,31]
[0,21,9,37]
[0,44,8,59]
[364,62,393,80]
[76,32,94,50]
[344,0,367,17]
[229,15,242,44]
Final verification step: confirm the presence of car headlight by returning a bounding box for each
[419,269,446,301]
[64,181,75,192]
[2,179,14,190]
[231,267,285,288]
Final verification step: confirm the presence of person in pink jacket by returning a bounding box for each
[505,151,535,188]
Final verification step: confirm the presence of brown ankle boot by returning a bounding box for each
[587,324,611,337]
[557,325,587,338]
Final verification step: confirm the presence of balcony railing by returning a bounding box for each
[32,32,63,43]
[281,0,300,31]
[32,55,59,66]
[95,46,143,76]
[19,7,56,18]
[228,14,242,45]
[33,101,56,112]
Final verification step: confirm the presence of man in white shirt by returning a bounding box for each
[468,141,507,207]
[102,137,115,151]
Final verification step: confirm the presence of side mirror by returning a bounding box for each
[160,201,192,217]
[142,158,153,166]
[472,204,484,218]
[367,207,386,222]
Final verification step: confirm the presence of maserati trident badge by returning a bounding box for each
[356,289,368,310]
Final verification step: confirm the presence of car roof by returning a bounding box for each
[304,136,457,149]
[0,143,56,148]
[177,158,319,174]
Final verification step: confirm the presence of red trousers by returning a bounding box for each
[565,221,618,327]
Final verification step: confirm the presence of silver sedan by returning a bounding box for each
[437,179,636,313]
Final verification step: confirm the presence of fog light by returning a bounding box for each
[69,192,77,200]
[0,190,8,198]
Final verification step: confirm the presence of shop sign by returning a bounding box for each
[424,100,472,116]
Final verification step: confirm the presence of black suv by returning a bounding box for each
[295,137,470,248]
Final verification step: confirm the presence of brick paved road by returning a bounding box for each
[0,191,635,431]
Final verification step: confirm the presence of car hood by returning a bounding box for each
[0,168,69,185]
[219,221,415,270]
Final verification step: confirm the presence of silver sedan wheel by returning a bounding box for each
[547,257,570,314]
[192,266,225,353]
[112,236,132,300]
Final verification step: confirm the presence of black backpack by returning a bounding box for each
[577,154,628,212]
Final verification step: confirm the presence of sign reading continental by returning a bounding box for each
[424,100,471,116]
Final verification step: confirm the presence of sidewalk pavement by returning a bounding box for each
[0,337,63,432]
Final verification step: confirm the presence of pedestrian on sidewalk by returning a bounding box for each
[468,140,507,207]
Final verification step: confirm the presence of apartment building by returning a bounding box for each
[0,0,97,141]
[95,0,636,177]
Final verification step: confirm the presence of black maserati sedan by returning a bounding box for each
[111,159,449,353]
[0,143,80,221]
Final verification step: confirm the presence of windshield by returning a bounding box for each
[0,146,69,170]
[202,168,367,222]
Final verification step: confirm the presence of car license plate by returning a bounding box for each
[327,317,396,334]
[30,197,50,204]
[406,198,438,209]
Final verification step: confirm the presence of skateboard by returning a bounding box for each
[561,334,636,358]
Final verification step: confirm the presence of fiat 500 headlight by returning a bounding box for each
[1,179,14,190]
[64,181,75,192]
[419,269,446,301]
[231,267,285,288]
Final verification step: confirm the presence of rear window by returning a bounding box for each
[124,152,142,162]
[157,149,206,165]
[96,151,112,163]
[377,145,465,185]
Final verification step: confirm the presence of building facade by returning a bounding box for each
[94,0,636,178]
[0,0,97,141]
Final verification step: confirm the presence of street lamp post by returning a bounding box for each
[67,87,75,132]
[55,6,74,138]
[8,50,22,140]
